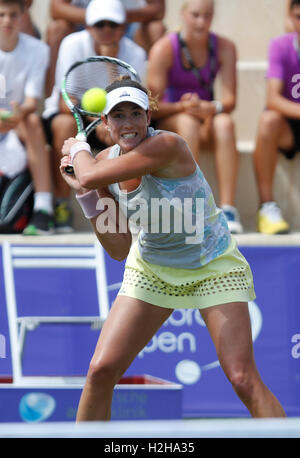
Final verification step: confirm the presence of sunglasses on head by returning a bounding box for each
[94,20,120,29]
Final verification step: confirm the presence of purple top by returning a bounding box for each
[163,32,220,103]
[266,33,300,102]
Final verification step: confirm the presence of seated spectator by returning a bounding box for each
[42,0,147,233]
[253,0,300,235]
[45,0,91,96]
[20,0,41,38]
[122,0,166,53]
[147,0,243,234]
[0,0,54,235]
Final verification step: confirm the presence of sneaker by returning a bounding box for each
[54,200,73,233]
[23,210,55,235]
[257,201,289,235]
[222,205,244,234]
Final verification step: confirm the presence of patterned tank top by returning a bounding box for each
[107,128,230,269]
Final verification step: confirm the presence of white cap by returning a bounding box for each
[85,0,126,27]
[103,86,149,115]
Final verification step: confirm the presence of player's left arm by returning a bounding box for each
[62,132,187,189]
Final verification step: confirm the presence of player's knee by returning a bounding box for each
[87,359,121,388]
[227,367,256,399]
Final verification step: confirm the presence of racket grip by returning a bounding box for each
[76,132,87,141]
[64,132,87,174]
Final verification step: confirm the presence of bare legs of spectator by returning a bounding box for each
[253,110,293,203]
[134,20,166,53]
[17,113,52,195]
[253,110,291,234]
[17,113,55,234]
[45,20,75,97]
[157,112,239,207]
[51,113,77,200]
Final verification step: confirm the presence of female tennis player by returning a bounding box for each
[60,77,286,421]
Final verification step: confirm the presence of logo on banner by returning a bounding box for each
[19,393,56,423]
[138,301,263,385]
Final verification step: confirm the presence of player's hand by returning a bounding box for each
[61,137,81,156]
[59,155,88,193]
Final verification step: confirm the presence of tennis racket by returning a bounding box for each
[61,56,141,174]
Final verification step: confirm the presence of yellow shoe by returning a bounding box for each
[257,202,290,235]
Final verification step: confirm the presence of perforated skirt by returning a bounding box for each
[118,237,256,309]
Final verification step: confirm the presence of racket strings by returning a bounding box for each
[65,61,137,110]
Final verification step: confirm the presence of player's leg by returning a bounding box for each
[76,296,173,422]
[200,301,286,417]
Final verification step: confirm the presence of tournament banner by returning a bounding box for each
[0,242,299,421]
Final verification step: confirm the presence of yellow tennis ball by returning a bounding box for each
[81,88,107,113]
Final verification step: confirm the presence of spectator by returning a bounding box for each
[0,0,54,235]
[122,0,166,53]
[42,0,147,233]
[253,0,300,235]
[20,0,41,38]
[45,0,91,97]
[147,0,243,234]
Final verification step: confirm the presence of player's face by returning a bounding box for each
[290,5,300,35]
[182,0,214,40]
[0,3,22,38]
[105,102,150,153]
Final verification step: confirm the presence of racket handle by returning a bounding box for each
[64,132,87,174]
[76,132,87,141]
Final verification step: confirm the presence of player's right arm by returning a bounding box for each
[60,149,132,261]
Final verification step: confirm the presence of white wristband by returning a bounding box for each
[69,141,92,164]
[76,190,104,219]
[212,100,224,114]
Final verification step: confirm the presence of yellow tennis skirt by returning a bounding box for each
[118,236,256,309]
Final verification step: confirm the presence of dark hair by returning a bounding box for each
[0,0,25,10]
[105,75,148,95]
[290,0,300,9]
[105,75,158,111]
